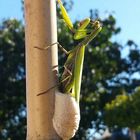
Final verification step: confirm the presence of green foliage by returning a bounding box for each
[0,1,140,140]
[57,6,140,139]
[0,19,26,139]
[104,87,140,130]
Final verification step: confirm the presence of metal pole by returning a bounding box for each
[24,0,61,139]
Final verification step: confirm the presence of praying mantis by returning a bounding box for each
[36,0,102,103]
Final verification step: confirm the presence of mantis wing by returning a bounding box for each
[73,45,86,102]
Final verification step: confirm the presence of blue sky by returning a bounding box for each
[70,0,140,45]
[0,0,140,45]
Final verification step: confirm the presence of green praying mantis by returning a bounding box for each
[36,0,102,103]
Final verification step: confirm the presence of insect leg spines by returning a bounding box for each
[77,18,90,30]
[74,18,91,40]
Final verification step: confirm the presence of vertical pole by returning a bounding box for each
[129,129,136,140]
[24,0,61,139]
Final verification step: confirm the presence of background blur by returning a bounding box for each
[0,0,140,139]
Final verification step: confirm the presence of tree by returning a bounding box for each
[55,1,140,138]
[0,19,26,140]
[0,1,140,139]
[58,7,140,139]
[104,87,140,140]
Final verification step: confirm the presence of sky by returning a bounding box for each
[70,0,140,45]
[0,0,140,46]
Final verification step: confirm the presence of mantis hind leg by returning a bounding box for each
[36,66,72,96]
[36,74,71,96]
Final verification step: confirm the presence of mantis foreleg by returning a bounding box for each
[57,0,96,40]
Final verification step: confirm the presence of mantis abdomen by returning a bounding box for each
[61,45,86,102]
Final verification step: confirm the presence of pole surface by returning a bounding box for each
[24,0,61,139]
